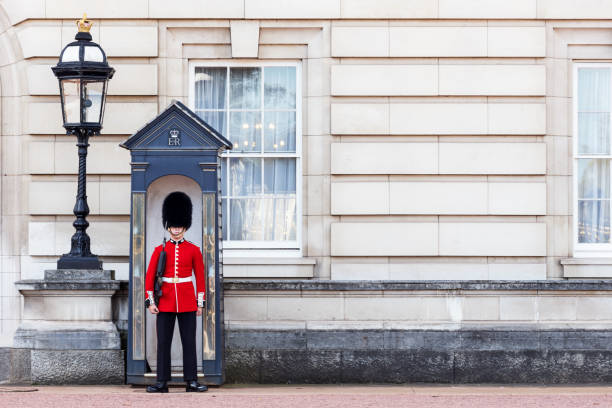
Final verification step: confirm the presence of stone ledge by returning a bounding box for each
[224,279,612,292]
[14,321,121,350]
[561,258,612,279]
[15,280,121,291]
[226,321,612,331]
[561,258,612,265]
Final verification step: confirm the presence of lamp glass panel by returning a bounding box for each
[83,80,104,124]
[83,46,104,62]
[61,79,81,124]
[61,45,80,62]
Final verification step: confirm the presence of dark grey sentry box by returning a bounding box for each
[121,100,232,385]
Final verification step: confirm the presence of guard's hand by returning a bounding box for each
[196,307,203,316]
[148,305,159,314]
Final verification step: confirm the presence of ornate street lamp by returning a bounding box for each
[51,14,115,269]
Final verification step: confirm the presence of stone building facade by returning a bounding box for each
[2,0,612,383]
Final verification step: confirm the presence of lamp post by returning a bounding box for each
[51,14,115,270]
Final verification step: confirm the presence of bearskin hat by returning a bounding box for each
[162,191,192,230]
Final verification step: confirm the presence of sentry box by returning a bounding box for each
[121,100,231,385]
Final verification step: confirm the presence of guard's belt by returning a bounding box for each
[161,277,192,284]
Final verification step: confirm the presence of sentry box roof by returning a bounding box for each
[120,100,232,152]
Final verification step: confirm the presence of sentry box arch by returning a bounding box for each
[121,100,231,385]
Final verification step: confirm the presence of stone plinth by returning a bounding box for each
[12,269,124,384]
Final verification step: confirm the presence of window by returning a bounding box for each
[574,63,612,255]
[191,63,301,252]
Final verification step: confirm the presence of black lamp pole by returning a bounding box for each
[52,14,114,270]
[64,126,96,269]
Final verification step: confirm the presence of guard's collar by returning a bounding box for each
[169,238,185,245]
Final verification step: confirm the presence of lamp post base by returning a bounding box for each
[57,255,102,270]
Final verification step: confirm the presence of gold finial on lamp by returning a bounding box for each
[76,13,93,33]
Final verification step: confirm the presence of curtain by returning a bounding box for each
[264,66,296,109]
[195,67,227,135]
[577,68,611,243]
[228,157,296,241]
[264,67,296,153]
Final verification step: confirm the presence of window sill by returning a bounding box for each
[222,257,316,279]
[561,258,612,278]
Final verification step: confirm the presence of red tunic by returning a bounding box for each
[145,239,205,313]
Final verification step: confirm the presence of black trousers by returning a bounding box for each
[156,311,197,382]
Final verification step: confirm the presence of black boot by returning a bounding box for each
[186,380,208,392]
[146,381,169,393]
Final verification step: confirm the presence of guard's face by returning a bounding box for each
[168,226,185,238]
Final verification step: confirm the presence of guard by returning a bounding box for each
[144,191,208,393]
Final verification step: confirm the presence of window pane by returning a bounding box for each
[578,68,610,112]
[198,111,226,136]
[578,159,610,199]
[230,68,260,109]
[578,68,611,155]
[578,112,610,154]
[264,158,296,194]
[230,158,261,196]
[264,66,296,109]
[264,111,296,153]
[195,67,226,110]
[578,200,611,243]
[229,198,296,241]
[229,111,261,152]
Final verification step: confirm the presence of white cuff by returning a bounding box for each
[147,291,155,306]
[197,292,205,308]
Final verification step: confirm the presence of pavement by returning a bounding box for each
[2,384,612,407]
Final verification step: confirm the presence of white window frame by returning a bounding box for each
[189,60,303,257]
[573,62,612,257]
